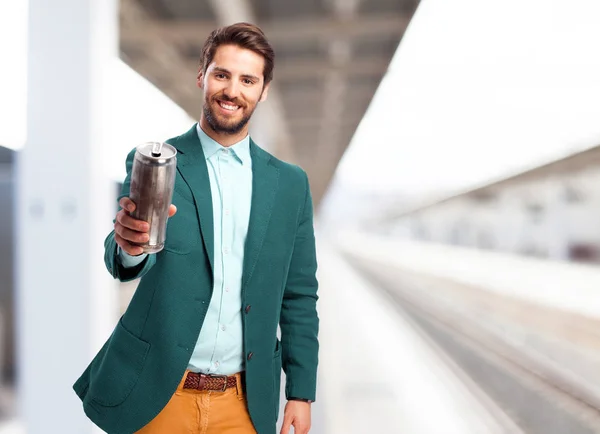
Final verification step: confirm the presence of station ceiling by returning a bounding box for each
[119,0,419,208]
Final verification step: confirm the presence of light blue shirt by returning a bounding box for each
[119,123,252,375]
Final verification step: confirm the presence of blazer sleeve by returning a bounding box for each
[104,148,157,282]
[280,171,319,402]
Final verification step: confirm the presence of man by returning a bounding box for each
[73,22,319,434]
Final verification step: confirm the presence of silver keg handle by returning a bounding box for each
[151,142,163,157]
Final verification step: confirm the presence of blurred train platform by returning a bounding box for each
[333,230,600,434]
[308,238,508,434]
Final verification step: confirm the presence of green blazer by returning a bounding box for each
[73,125,319,434]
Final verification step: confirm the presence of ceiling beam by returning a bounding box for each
[120,13,411,47]
[269,57,391,81]
[285,99,371,119]
[280,86,377,104]
[289,115,364,129]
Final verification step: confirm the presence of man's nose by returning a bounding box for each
[223,81,240,99]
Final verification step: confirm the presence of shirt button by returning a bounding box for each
[225,209,230,216]
[215,361,220,367]
[221,325,226,331]
[223,247,229,254]
[247,352,254,361]
[225,287,230,292]
[245,305,251,314]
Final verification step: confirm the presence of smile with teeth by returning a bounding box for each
[218,101,240,112]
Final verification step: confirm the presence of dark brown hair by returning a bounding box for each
[200,22,275,84]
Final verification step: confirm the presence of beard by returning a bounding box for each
[203,95,256,135]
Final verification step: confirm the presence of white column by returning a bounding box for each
[547,184,569,261]
[17,0,118,432]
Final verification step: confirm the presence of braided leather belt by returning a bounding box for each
[183,372,238,392]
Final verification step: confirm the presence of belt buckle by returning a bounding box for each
[210,374,228,392]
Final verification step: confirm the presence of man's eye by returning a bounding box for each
[216,73,226,79]
[243,79,253,85]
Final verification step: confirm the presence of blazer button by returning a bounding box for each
[245,305,251,314]
[247,352,254,361]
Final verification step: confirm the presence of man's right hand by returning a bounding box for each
[114,197,177,256]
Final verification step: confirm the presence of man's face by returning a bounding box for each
[198,44,270,135]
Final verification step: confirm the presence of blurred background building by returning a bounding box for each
[377,145,600,263]
[2,0,600,433]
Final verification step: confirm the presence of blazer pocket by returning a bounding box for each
[173,181,195,206]
[162,200,199,255]
[89,318,150,407]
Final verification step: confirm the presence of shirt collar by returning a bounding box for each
[196,123,250,165]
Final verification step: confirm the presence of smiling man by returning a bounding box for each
[73,23,319,434]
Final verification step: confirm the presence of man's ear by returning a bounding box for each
[259,82,270,102]
[196,69,204,89]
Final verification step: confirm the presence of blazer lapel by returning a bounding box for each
[242,139,279,287]
[168,125,214,274]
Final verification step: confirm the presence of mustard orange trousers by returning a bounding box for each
[135,370,257,434]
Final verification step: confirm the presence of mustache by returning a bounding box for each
[212,94,245,108]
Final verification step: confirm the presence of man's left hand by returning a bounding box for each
[280,400,311,434]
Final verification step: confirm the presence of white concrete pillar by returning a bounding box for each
[548,184,569,261]
[16,0,118,432]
